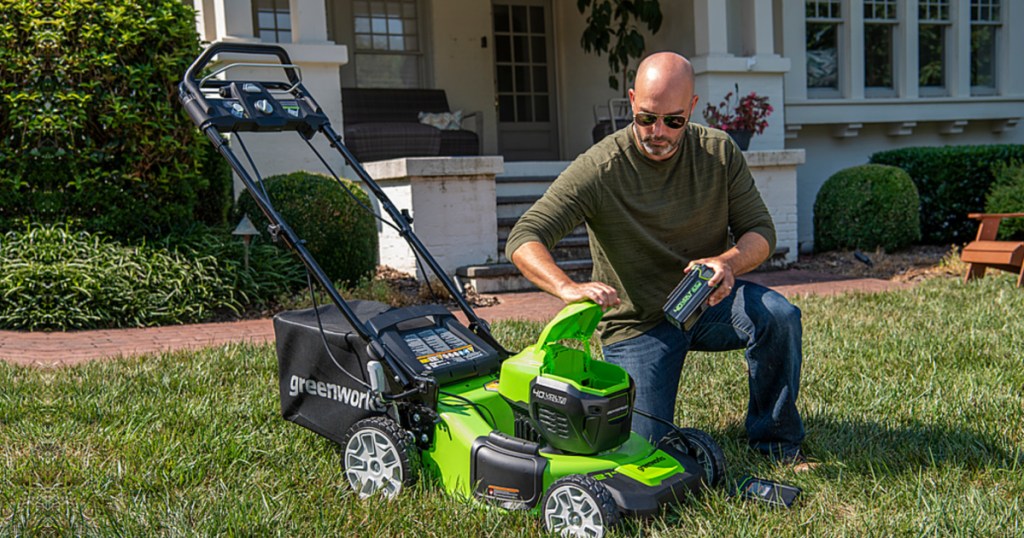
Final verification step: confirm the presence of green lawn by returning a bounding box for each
[2,275,1023,536]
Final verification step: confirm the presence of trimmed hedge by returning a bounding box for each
[814,164,921,252]
[984,162,1024,240]
[0,0,214,237]
[236,171,378,286]
[0,223,306,331]
[0,224,235,331]
[869,145,1024,245]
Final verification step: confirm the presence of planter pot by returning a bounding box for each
[728,129,753,151]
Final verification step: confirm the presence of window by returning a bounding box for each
[864,0,897,95]
[493,4,551,123]
[352,0,422,88]
[806,1,842,96]
[970,0,1000,94]
[254,0,291,44]
[918,0,950,94]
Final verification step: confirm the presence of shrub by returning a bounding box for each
[984,162,1024,240]
[869,145,1024,245]
[814,164,921,252]
[159,224,307,307]
[0,0,208,238]
[236,171,378,286]
[0,224,239,331]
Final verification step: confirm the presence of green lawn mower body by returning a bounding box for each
[423,302,708,516]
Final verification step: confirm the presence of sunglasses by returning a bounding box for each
[633,112,688,130]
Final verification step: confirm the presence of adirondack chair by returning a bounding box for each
[961,213,1024,287]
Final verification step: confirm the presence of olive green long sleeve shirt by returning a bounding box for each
[505,123,776,345]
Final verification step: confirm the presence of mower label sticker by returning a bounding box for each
[485,484,522,502]
[287,375,371,410]
[402,327,485,370]
[484,380,500,392]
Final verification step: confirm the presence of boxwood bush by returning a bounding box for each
[814,164,921,252]
[984,162,1024,240]
[0,0,217,237]
[236,171,378,286]
[869,145,1024,245]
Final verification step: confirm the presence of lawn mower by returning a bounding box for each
[180,43,727,537]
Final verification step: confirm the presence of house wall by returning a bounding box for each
[790,122,1024,252]
[428,1,499,155]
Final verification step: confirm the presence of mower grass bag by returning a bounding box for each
[273,301,392,445]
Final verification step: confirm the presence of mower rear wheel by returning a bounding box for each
[662,427,727,489]
[542,474,619,538]
[341,416,419,500]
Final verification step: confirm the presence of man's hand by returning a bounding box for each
[685,258,735,306]
[511,241,621,309]
[556,281,621,309]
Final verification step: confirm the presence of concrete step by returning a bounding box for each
[496,194,542,219]
[456,259,593,294]
[496,235,592,263]
[494,175,556,198]
[464,246,792,293]
[496,220,588,240]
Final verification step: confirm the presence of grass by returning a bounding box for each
[2,275,1023,536]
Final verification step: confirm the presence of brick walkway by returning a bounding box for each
[0,270,908,368]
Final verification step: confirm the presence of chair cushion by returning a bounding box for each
[344,122,441,163]
[438,129,480,156]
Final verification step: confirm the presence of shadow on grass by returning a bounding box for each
[719,414,1019,475]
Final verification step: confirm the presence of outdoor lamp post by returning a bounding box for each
[232,215,259,270]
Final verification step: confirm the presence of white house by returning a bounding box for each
[192,0,1024,262]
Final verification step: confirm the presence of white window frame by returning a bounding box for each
[806,0,845,98]
[969,0,1001,96]
[864,0,899,98]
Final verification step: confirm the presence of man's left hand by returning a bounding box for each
[685,258,735,306]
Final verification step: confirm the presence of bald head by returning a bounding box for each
[634,52,695,104]
[629,52,699,161]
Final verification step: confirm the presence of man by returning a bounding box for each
[505,52,807,464]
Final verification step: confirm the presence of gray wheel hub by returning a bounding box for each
[344,428,403,499]
[544,483,605,538]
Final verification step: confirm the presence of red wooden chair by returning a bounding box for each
[961,213,1024,287]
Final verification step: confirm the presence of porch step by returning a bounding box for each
[460,246,792,294]
[456,259,593,294]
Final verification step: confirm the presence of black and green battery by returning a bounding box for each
[663,264,718,331]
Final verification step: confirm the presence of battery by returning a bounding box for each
[663,264,718,331]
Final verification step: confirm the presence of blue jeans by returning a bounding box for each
[602,279,804,458]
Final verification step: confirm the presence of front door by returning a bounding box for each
[492,0,559,161]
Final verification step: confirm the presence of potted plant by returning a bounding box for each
[702,85,773,151]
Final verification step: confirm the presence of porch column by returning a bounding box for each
[207,0,256,42]
[289,0,330,43]
[689,0,791,151]
[693,0,730,59]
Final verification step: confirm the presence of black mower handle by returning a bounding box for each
[181,42,301,99]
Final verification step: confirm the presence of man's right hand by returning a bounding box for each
[556,281,621,309]
[510,241,621,310]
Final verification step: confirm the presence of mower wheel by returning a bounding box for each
[542,474,619,538]
[661,428,727,489]
[341,416,419,500]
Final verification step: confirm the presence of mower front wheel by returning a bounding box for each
[542,474,619,538]
[341,416,419,500]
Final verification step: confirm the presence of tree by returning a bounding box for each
[577,0,663,94]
